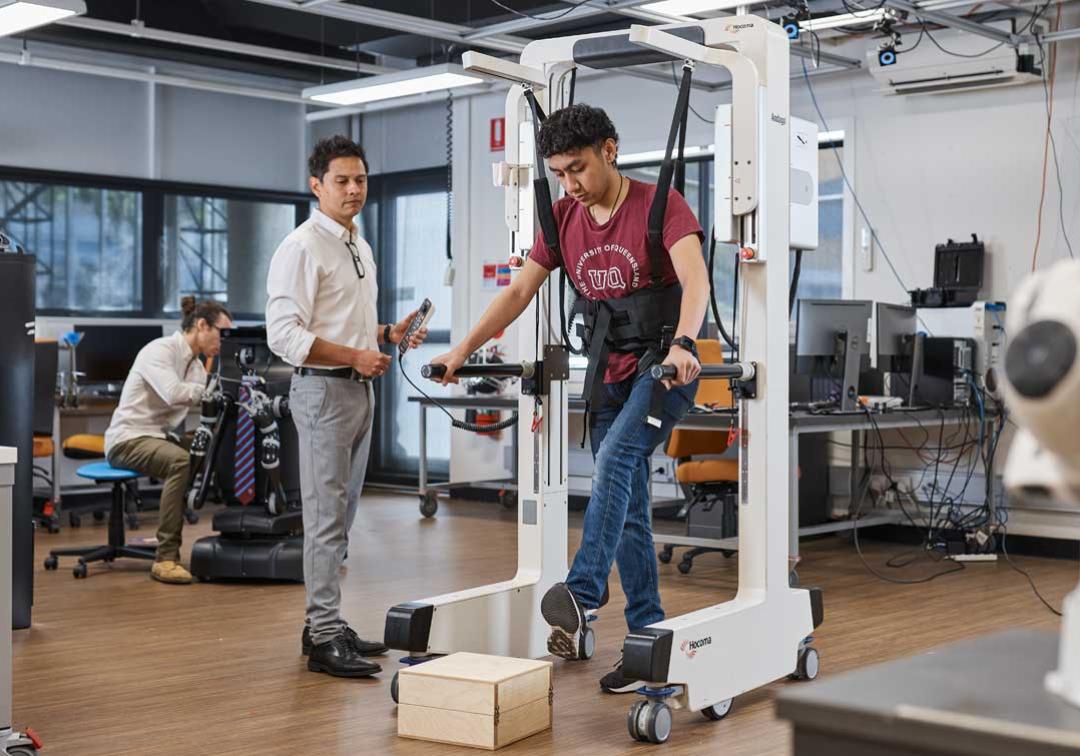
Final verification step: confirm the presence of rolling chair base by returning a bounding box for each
[44,545,155,578]
[44,464,154,578]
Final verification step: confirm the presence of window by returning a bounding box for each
[795,142,845,301]
[0,180,142,312]
[0,167,310,317]
[363,169,453,481]
[162,196,298,315]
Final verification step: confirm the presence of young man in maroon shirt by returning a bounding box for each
[432,104,710,692]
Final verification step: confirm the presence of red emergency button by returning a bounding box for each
[739,247,756,261]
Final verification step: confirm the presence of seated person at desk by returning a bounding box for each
[104,297,233,584]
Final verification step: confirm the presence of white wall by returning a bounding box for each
[792,43,1080,306]
[0,61,310,192]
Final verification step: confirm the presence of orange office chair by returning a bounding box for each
[657,339,739,574]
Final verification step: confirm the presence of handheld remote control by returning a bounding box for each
[399,299,435,356]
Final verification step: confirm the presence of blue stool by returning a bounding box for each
[43,463,156,578]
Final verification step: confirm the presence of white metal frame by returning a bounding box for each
[386,16,817,726]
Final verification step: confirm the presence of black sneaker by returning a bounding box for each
[307,633,382,678]
[302,625,388,657]
[541,583,593,661]
[600,658,643,694]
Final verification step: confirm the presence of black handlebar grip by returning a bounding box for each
[422,363,448,380]
[651,365,678,380]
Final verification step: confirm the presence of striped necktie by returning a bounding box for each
[234,385,256,505]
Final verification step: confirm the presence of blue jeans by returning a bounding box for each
[567,371,697,632]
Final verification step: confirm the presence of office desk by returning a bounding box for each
[48,399,121,515]
[409,396,989,559]
[777,630,1080,756]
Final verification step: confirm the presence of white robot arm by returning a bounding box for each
[1002,259,1080,707]
[1002,259,1080,504]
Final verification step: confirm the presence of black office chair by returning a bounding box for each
[32,341,60,533]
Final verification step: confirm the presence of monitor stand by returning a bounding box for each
[835,329,862,412]
[907,333,925,408]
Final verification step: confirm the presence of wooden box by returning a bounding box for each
[397,652,553,750]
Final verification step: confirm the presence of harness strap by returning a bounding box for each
[646,63,694,288]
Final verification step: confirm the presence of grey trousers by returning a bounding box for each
[290,375,374,644]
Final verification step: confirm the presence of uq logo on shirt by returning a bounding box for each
[587,267,628,291]
[574,243,641,297]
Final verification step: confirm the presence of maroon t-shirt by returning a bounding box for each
[529,179,703,383]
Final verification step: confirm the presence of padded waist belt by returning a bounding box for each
[575,284,683,403]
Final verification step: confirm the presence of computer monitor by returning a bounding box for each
[875,303,927,406]
[75,324,163,384]
[795,299,872,411]
[876,303,917,372]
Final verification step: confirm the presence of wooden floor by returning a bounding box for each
[17,494,1073,756]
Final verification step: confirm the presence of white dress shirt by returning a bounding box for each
[104,330,206,455]
[265,208,379,368]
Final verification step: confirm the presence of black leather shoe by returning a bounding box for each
[307,634,382,678]
[302,625,388,657]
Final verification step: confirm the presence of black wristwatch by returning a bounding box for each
[671,336,697,355]
[383,323,393,345]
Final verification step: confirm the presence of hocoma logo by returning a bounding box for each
[771,113,787,126]
[587,267,628,291]
[679,636,713,658]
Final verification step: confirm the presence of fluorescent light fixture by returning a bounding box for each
[620,144,715,166]
[620,130,844,165]
[0,0,85,37]
[640,0,749,16]
[303,62,484,106]
[802,9,887,31]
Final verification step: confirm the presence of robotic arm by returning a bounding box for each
[1002,259,1080,503]
[186,375,229,511]
[1002,259,1080,707]
[234,385,290,516]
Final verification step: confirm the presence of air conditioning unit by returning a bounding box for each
[868,21,1042,95]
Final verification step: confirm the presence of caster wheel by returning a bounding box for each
[419,493,438,518]
[628,700,646,741]
[8,747,37,756]
[579,626,596,660]
[69,513,81,528]
[628,700,672,744]
[93,510,105,523]
[702,697,734,721]
[657,545,673,564]
[722,549,735,558]
[185,509,199,525]
[789,569,799,588]
[498,489,516,509]
[48,522,60,534]
[127,516,139,531]
[391,671,399,704]
[790,646,820,681]
[73,562,88,579]
[43,555,58,571]
[678,559,692,574]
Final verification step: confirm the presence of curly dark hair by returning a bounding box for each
[537,104,619,160]
[308,135,368,180]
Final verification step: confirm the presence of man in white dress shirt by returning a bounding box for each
[106,297,233,584]
[266,136,426,679]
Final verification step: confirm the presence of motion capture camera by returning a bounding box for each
[878,44,898,66]
[780,2,808,41]
[781,15,801,40]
